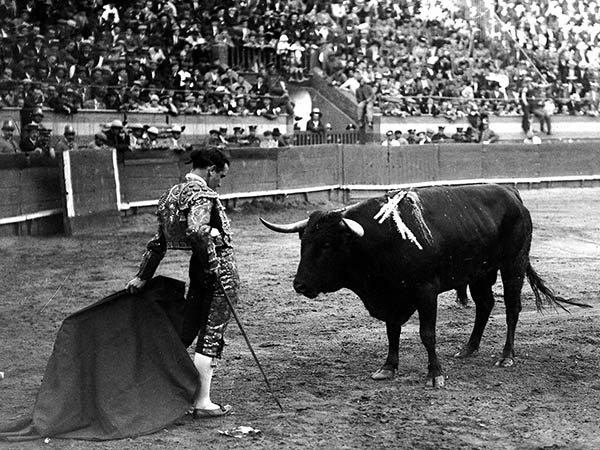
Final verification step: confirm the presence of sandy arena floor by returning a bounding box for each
[1,187,599,450]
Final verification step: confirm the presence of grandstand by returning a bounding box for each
[1,0,600,146]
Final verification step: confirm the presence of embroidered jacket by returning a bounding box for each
[136,173,233,280]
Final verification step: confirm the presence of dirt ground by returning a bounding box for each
[1,187,599,450]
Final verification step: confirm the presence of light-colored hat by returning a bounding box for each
[150,94,159,101]
[147,126,159,135]
[110,119,123,128]
[310,107,321,116]
[170,124,185,133]
[1,119,15,130]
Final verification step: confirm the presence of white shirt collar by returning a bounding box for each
[185,172,207,186]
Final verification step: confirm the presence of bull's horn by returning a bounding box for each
[260,217,308,233]
[342,218,364,237]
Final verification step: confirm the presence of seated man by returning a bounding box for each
[20,122,44,153]
[0,119,20,153]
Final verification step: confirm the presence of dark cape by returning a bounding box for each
[0,276,198,441]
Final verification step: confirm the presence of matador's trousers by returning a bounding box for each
[180,247,239,358]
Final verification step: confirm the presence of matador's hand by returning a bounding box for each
[126,276,147,294]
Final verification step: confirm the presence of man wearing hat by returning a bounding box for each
[355,77,375,129]
[0,119,20,153]
[431,126,450,143]
[0,119,20,154]
[306,107,326,134]
[105,119,130,153]
[126,147,239,418]
[19,122,44,153]
[218,127,230,146]
[87,131,111,151]
[259,130,278,148]
[206,129,224,148]
[166,124,189,153]
[394,130,409,145]
[242,125,261,147]
[54,124,79,152]
[126,123,147,151]
[381,130,400,147]
[142,126,164,150]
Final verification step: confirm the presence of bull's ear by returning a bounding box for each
[341,218,364,237]
[260,217,308,233]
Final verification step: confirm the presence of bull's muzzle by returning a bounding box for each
[293,279,319,299]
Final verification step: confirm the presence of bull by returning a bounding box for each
[261,184,590,387]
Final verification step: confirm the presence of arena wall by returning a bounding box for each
[0,154,63,236]
[2,142,600,236]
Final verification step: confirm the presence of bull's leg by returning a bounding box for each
[455,285,469,306]
[496,270,525,367]
[454,278,495,358]
[371,321,401,380]
[416,294,444,388]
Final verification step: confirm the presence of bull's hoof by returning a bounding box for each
[494,357,514,368]
[454,347,478,358]
[371,368,395,380]
[432,375,445,389]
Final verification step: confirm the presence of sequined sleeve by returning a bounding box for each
[187,196,218,273]
[136,226,167,280]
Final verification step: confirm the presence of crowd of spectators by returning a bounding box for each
[0,0,304,120]
[3,0,600,127]
[316,0,600,121]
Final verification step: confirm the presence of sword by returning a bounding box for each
[217,279,284,412]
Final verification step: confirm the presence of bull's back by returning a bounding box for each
[351,184,532,290]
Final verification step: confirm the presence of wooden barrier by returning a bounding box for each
[3,141,600,235]
[0,154,63,236]
[60,149,121,235]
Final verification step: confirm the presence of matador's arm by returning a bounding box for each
[135,226,167,280]
[187,197,218,273]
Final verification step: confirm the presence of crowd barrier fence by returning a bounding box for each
[2,141,600,235]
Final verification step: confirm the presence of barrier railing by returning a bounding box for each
[3,141,600,235]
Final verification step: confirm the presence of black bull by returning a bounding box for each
[261,184,590,387]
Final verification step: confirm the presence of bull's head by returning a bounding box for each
[260,211,364,298]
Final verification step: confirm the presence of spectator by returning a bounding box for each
[105,119,130,153]
[355,78,375,128]
[126,123,147,151]
[87,131,111,151]
[272,128,290,147]
[54,124,79,152]
[415,130,432,145]
[394,130,409,145]
[381,130,400,147]
[243,125,261,147]
[20,122,44,153]
[306,108,326,133]
[142,126,164,150]
[257,95,280,120]
[451,127,467,143]
[0,119,19,153]
[478,119,500,144]
[259,130,278,148]
[140,93,168,113]
[431,126,451,143]
[206,129,224,148]
[166,124,189,152]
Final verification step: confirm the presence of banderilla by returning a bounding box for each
[217,279,284,412]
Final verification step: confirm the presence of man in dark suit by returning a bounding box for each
[306,108,326,134]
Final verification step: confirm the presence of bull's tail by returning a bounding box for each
[526,264,592,312]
